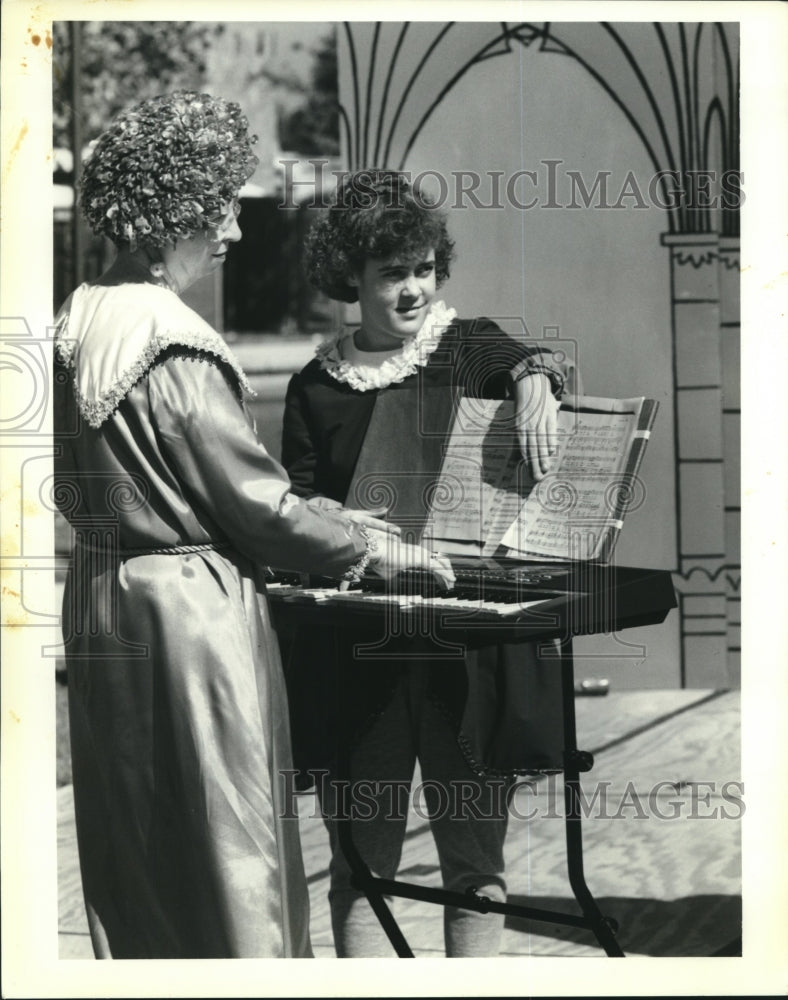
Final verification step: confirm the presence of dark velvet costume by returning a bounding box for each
[280,316,568,783]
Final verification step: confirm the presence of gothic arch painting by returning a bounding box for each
[337,21,741,688]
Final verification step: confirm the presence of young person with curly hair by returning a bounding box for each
[54,99,449,959]
[281,170,574,957]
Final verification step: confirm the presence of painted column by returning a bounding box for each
[661,233,733,686]
[718,237,741,685]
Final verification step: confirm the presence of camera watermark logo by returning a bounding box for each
[0,318,50,435]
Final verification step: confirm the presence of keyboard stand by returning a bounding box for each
[333,637,625,958]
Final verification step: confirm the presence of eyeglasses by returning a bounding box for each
[205,200,242,235]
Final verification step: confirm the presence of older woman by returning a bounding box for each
[54,95,448,960]
[281,170,574,958]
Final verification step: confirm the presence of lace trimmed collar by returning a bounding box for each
[54,282,253,429]
[315,300,457,391]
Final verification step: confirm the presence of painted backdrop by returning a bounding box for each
[336,22,740,689]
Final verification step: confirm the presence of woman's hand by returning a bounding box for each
[366,532,456,591]
[514,373,560,481]
[342,505,402,536]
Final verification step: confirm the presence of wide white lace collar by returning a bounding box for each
[54,282,253,429]
[315,300,457,391]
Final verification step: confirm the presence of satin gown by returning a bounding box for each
[54,282,366,958]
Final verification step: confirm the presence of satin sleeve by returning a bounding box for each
[148,354,367,576]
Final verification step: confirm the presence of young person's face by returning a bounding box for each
[350,248,437,350]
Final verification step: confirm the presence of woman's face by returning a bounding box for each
[160,201,242,293]
[350,248,437,351]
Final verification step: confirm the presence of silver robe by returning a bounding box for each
[54,283,366,958]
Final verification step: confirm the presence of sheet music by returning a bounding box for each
[424,397,639,560]
[424,398,534,554]
[423,399,519,552]
[502,409,637,559]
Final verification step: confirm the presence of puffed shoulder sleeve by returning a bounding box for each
[456,316,575,399]
[147,353,366,576]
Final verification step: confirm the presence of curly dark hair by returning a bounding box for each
[304,170,456,303]
[79,91,258,251]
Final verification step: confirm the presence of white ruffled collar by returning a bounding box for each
[54,282,253,429]
[315,300,457,391]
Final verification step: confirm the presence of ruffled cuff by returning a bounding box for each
[341,525,379,584]
[510,350,574,398]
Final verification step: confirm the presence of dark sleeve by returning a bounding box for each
[281,371,319,499]
[455,317,571,399]
[148,353,366,577]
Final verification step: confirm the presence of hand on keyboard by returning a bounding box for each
[341,505,402,536]
[366,534,456,591]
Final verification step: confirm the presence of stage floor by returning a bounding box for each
[57,688,741,959]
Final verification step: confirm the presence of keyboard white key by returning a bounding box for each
[327,592,417,610]
[424,597,552,617]
[488,598,552,615]
[269,585,552,618]
[280,587,333,602]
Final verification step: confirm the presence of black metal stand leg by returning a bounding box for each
[334,645,414,958]
[560,639,625,957]
[328,629,624,958]
[334,751,415,957]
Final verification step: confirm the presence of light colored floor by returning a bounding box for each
[58,689,741,959]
